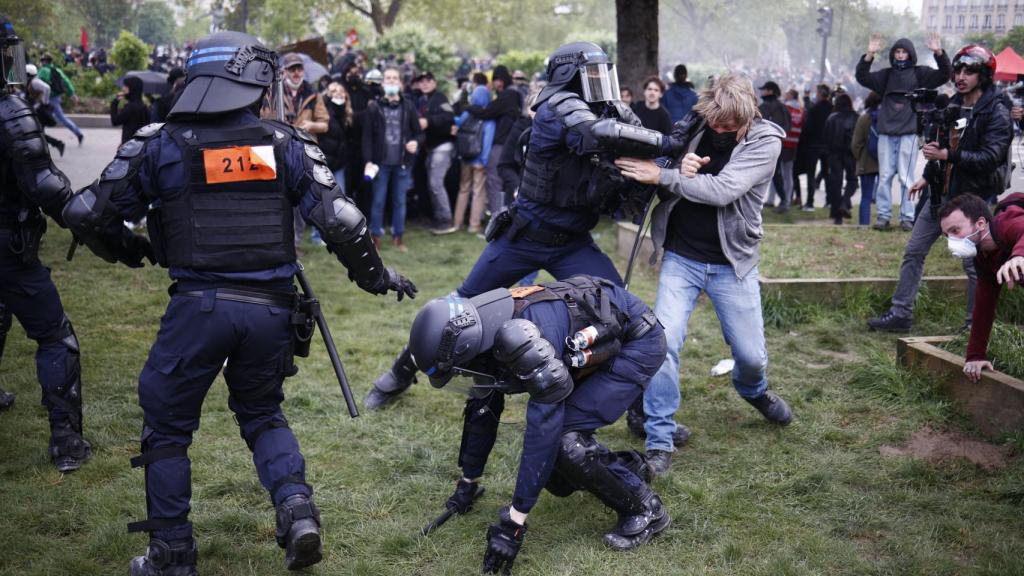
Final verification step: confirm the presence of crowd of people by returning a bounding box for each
[3,13,1024,576]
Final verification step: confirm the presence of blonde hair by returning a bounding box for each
[693,73,761,128]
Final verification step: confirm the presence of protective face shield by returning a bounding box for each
[0,19,26,90]
[946,227,987,259]
[579,62,620,103]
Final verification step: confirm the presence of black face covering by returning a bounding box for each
[710,130,739,151]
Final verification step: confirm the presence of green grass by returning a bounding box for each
[942,321,1024,381]
[1,220,1023,576]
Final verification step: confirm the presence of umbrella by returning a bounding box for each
[118,70,170,96]
[280,53,330,86]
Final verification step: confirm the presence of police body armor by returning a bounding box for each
[149,120,295,271]
[509,276,629,376]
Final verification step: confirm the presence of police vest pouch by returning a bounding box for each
[484,204,516,242]
[146,205,169,266]
[161,123,295,272]
[291,294,316,359]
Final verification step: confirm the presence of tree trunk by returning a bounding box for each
[616,0,659,96]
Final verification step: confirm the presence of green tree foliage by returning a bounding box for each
[110,30,151,72]
[369,22,457,76]
[136,0,177,46]
[496,50,547,77]
[964,31,999,49]
[72,0,136,47]
[996,26,1024,54]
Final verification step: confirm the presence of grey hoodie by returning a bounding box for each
[651,117,784,279]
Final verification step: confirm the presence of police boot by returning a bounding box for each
[49,422,91,473]
[603,494,671,551]
[0,388,14,411]
[275,494,322,570]
[129,538,198,576]
[625,397,645,438]
[364,347,417,410]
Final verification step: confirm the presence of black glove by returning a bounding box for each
[446,478,480,514]
[121,233,155,268]
[482,506,526,575]
[383,267,417,301]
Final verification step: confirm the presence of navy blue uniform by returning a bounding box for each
[96,110,336,543]
[459,284,665,513]
[457,101,621,298]
[0,92,86,470]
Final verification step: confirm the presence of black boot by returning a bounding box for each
[603,494,671,551]
[645,449,672,477]
[49,422,91,473]
[625,397,645,438]
[129,538,198,576]
[275,494,322,570]
[744,390,793,425]
[364,346,417,410]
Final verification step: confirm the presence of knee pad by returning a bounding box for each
[38,316,83,429]
[240,417,291,451]
[557,431,600,472]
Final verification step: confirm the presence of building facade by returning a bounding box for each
[924,0,1024,36]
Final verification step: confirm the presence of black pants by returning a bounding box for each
[826,152,857,219]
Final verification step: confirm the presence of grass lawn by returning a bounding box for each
[1,220,1022,576]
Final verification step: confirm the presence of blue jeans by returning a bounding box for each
[49,94,82,139]
[370,164,411,238]
[875,133,917,224]
[859,174,877,226]
[643,252,769,452]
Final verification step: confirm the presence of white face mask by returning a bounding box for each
[946,227,987,259]
[331,97,345,106]
[285,77,303,90]
[383,84,400,97]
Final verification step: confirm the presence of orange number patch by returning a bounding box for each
[203,145,278,184]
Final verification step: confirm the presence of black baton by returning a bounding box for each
[295,264,359,418]
[420,485,486,536]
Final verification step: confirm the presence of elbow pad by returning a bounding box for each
[302,142,387,293]
[590,118,664,159]
[63,185,126,263]
[493,319,573,404]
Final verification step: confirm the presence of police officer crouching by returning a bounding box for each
[62,31,416,575]
[0,16,89,470]
[366,41,671,413]
[408,275,670,573]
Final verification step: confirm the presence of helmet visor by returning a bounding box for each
[580,62,620,103]
[2,39,26,87]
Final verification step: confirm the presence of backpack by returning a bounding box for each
[47,67,67,96]
[994,192,1024,215]
[456,114,484,160]
[867,109,879,160]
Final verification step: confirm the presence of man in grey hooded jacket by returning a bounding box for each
[615,73,793,476]
[856,32,950,230]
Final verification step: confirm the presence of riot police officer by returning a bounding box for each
[408,275,671,573]
[0,16,88,469]
[366,41,663,410]
[62,31,416,575]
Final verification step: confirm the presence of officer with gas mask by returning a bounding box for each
[61,31,417,575]
[867,44,1012,334]
[407,275,670,574]
[365,41,667,410]
[0,16,88,470]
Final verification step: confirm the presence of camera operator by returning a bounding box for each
[868,45,1013,333]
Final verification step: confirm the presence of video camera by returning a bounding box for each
[1004,80,1024,108]
[901,88,963,145]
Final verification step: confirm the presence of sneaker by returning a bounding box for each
[900,221,914,232]
[431,225,457,235]
[645,449,672,477]
[801,205,815,212]
[392,237,408,253]
[872,220,891,231]
[0,388,14,411]
[866,310,912,333]
[744,390,793,425]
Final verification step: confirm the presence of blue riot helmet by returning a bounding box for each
[169,30,278,118]
[0,16,27,92]
[534,41,618,109]
[407,289,515,388]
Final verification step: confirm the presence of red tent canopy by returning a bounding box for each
[994,46,1024,81]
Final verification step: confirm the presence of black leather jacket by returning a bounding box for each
[923,85,1012,200]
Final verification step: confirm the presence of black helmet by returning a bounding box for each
[169,30,278,118]
[0,16,26,90]
[535,41,617,108]
[408,289,515,388]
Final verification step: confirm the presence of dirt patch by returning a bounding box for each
[879,427,1011,471]
[819,349,861,363]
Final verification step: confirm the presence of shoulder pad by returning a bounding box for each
[101,158,131,182]
[0,94,34,120]
[133,122,165,139]
[294,127,317,144]
[304,143,327,164]
[550,92,597,129]
[116,137,147,159]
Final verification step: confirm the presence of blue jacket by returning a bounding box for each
[455,85,496,166]
[662,82,698,124]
